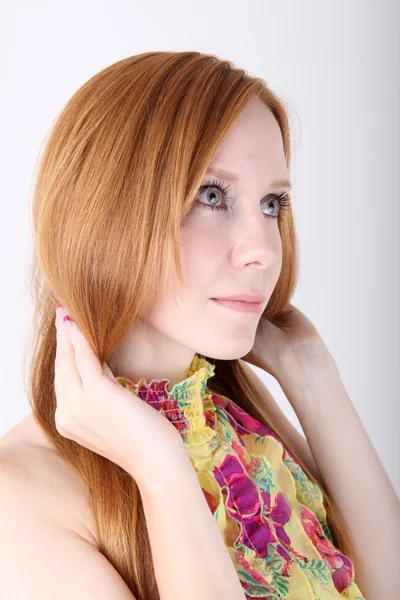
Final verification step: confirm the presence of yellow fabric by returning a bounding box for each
[116,355,365,599]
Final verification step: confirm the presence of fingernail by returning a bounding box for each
[63,315,72,328]
[57,302,62,309]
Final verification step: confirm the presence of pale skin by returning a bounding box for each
[1,94,395,596]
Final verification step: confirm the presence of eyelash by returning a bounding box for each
[195,177,291,220]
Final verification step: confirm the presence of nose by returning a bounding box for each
[230,211,280,269]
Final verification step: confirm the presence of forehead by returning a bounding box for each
[209,97,289,184]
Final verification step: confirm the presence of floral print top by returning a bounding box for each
[116,355,365,599]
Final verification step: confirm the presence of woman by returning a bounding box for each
[1,51,397,599]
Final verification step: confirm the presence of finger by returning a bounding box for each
[61,311,105,389]
[55,306,83,391]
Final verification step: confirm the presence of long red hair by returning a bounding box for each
[24,51,355,598]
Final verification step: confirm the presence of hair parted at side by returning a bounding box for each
[23,50,355,599]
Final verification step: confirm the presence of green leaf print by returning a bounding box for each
[273,575,290,595]
[320,519,334,543]
[296,557,332,583]
[215,405,231,424]
[255,435,266,444]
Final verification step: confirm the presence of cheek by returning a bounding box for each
[272,229,283,277]
[179,219,222,288]
[263,236,282,295]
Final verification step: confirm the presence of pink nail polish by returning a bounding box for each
[57,302,62,309]
[63,315,71,326]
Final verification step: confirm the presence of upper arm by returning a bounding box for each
[238,359,324,487]
[0,453,137,600]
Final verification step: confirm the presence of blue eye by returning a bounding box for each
[195,177,291,220]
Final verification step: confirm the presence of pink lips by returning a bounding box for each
[211,292,265,303]
[210,292,265,314]
[211,299,263,313]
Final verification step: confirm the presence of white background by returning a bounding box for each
[1,1,399,494]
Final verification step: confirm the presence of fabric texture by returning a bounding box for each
[116,355,365,599]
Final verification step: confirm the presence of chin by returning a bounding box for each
[200,342,255,362]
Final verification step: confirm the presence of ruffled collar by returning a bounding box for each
[115,355,217,445]
[115,356,363,598]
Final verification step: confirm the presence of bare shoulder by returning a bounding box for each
[0,412,98,548]
[0,413,138,598]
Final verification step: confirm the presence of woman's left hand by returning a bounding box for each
[241,301,336,380]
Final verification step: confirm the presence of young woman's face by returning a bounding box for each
[143,96,291,363]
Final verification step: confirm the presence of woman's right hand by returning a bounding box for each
[53,304,186,486]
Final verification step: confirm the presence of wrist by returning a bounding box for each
[130,445,195,494]
[273,353,341,411]
[275,341,338,384]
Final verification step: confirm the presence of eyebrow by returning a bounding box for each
[205,167,292,191]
